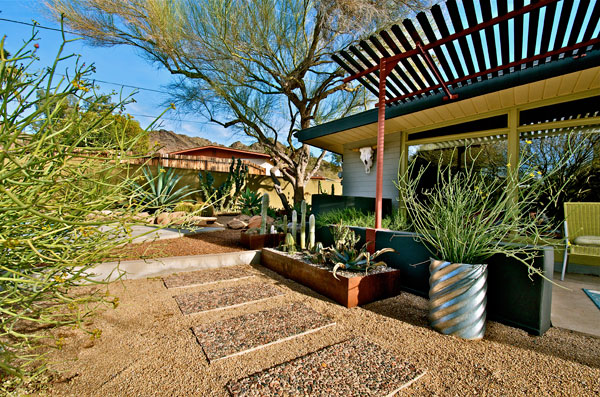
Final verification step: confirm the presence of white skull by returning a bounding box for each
[359,147,375,174]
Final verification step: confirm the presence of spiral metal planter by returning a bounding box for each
[429,259,488,340]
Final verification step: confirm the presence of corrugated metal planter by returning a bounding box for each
[429,259,488,340]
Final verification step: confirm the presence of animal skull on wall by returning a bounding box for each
[359,146,376,174]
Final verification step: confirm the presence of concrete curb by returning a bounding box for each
[90,250,261,281]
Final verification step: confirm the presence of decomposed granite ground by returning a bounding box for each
[163,266,257,289]
[47,263,600,396]
[227,337,425,396]
[193,302,335,362]
[174,282,284,315]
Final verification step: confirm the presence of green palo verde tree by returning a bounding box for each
[0,27,157,382]
[45,0,423,212]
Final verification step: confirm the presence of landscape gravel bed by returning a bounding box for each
[226,337,425,396]
[163,266,256,289]
[46,264,600,396]
[174,282,284,315]
[192,302,335,362]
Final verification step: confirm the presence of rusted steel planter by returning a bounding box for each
[241,233,284,250]
[260,248,401,308]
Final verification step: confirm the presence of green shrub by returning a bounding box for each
[0,27,161,382]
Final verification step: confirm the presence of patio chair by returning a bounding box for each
[561,202,600,280]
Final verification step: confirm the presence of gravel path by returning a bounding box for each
[164,266,257,289]
[47,264,600,396]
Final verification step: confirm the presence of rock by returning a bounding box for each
[132,212,151,222]
[247,215,274,230]
[213,222,225,228]
[100,210,112,216]
[169,211,188,225]
[238,214,251,222]
[228,219,248,229]
[156,212,171,226]
[188,216,218,226]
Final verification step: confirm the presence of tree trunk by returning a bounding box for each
[294,182,306,207]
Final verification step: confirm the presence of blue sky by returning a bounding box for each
[0,0,244,145]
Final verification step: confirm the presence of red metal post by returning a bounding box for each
[375,59,387,229]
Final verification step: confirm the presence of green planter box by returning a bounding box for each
[374,230,553,336]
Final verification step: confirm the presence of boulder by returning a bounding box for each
[156,212,171,226]
[247,215,274,230]
[169,211,188,225]
[188,216,218,227]
[238,214,251,222]
[227,219,248,230]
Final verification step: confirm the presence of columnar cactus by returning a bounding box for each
[308,214,315,250]
[282,233,296,254]
[300,200,306,250]
[260,194,269,235]
[283,214,288,234]
[291,210,297,238]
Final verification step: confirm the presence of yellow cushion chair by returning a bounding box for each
[561,202,600,280]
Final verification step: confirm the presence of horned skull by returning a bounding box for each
[359,147,375,174]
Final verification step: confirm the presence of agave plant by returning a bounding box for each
[329,224,394,279]
[130,165,196,210]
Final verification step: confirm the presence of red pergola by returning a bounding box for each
[333,0,600,228]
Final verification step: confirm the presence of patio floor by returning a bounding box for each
[552,272,600,337]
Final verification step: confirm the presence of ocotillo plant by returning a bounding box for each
[308,214,315,250]
[300,200,307,250]
[260,194,269,234]
[292,210,297,238]
[283,214,288,234]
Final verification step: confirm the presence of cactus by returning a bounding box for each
[291,210,297,238]
[331,183,335,195]
[318,180,323,194]
[282,233,296,254]
[300,200,306,250]
[260,194,269,234]
[283,214,288,234]
[308,214,315,250]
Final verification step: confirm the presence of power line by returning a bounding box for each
[0,16,86,37]
[129,113,208,125]
[55,73,171,95]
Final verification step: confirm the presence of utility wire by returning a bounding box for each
[1,17,209,126]
[0,16,87,38]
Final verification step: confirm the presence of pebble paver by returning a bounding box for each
[192,302,335,362]
[174,282,284,315]
[163,266,255,289]
[226,337,426,396]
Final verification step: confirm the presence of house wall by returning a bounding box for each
[174,147,269,160]
[341,131,402,207]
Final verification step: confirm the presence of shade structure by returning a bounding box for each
[297,0,600,230]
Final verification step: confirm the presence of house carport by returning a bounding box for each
[296,0,600,231]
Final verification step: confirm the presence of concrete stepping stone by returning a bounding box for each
[174,282,284,315]
[163,266,256,289]
[192,302,335,362]
[227,337,426,396]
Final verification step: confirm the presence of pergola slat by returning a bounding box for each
[479,0,498,69]
[582,1,600,42]
[445,0,476,76]
[462,0,488,76]
[568,0,593,56]
[416,11,455,81]
[380,30,423,92]
[331,54,379,97]
[349,45,402,98]
[539,1,558,61]
[496,1,511,67]
[513,0,525,68]
[551,0,575,60]
[431,4,467,77]
[339,50,384,97]
[359,40,408,97]
[397,22,438,88]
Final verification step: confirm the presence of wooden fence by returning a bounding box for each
[126,153,266,175]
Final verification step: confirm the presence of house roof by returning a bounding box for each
[169,145,271,159]
[296,0,600,153]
